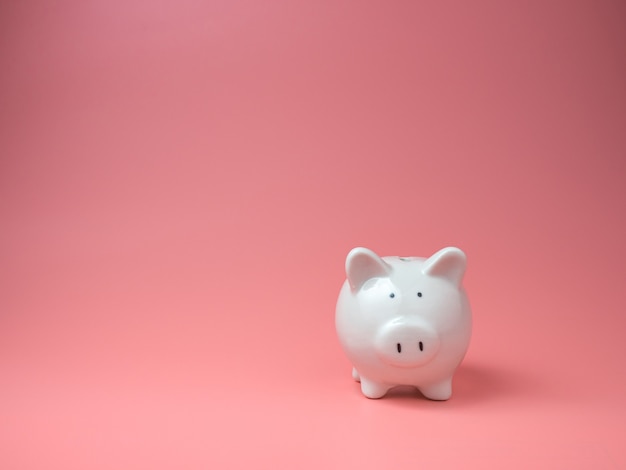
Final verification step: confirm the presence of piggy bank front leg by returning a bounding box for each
[359,377,390,399]
[352,367,360,382]
[419,377,453,401]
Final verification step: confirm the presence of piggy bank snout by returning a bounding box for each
[374,321,440,368]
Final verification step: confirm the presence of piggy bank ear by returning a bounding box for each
[346,247,392,291]
[422,247,467,286]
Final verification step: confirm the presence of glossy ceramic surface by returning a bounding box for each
[336,247,472,399]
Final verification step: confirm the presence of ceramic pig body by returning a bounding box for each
[335,247,472,399]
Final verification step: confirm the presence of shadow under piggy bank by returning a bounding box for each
[380,362,536,407]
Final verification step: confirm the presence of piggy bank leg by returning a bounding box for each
[360,377,389,399]
[419,377,453,401]
[352,367,360,382]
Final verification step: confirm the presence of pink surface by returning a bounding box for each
[1,0,625,468]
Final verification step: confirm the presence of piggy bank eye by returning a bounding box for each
[389,293,396,299]
[417,292,423,298]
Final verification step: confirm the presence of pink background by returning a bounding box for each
[1,0,625,468]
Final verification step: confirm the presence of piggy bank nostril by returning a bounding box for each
[419,341,424,352]
[397,343,402,353]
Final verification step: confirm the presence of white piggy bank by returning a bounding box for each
[335,247,472,399]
